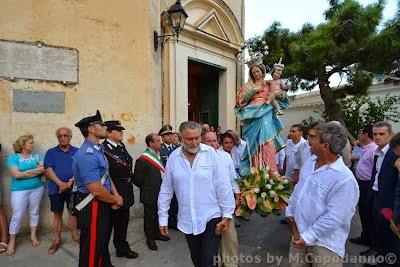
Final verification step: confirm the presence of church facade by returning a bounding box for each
[0,0,244,229]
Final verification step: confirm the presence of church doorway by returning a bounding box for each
[188,59,222,128]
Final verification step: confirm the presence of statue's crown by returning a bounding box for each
[245,52,264,69]
[273,57,284,69]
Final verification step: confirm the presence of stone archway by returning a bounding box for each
[162,0,244,131]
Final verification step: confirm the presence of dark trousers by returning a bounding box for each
[357,179,375,245]
[77,199,112,267]
[144,203,159,239]
[111,207,131,253]
[185,218,221,267]
[373,192,400,266]
[168,194,178,228]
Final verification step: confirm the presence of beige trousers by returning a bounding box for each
[219,217,239,267]
[289,243,343,267]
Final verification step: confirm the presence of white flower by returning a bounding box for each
[269,190,276,196]
[261,40,266,45]
[266,184,272,190]
[254,187,260,194]
[269,179,275,185]
[277,185,284,190]
[265,173,270,179]
[283,179,289,184]
[261,192,267,198]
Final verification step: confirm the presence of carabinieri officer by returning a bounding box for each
[103,120,138,259]
[72,110,123,267]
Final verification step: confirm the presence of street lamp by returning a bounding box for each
[154,0,188,51]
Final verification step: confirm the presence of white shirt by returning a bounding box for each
[105,139,120,148]
[294,140,311,170]
[284,137,307,179]
[217,149,240,194]
[286,155,359,257]
[231,139,246,171]
[276,148,286,170]
[372,144,390,191]
[158,144,235,235]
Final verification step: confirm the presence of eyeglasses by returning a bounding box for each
[57,135,71,138]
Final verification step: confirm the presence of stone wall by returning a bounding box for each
[0,0,162,231]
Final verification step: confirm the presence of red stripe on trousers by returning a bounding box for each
[89,200,99,267]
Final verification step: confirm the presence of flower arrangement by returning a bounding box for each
[235,166,291,218]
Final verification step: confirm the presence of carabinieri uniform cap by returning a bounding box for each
[104,120,126,131]
[74,110,105,129]
[158,124,173,136]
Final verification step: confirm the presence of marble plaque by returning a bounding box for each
[13,89,65,113]
[0,40,78,83]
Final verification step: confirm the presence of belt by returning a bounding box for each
[114,177,132,183]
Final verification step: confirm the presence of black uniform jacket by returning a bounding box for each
[103,140,134,209]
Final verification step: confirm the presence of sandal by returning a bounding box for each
[6,247,14,257]
[48,242,61,255]
[0,242,7,253]
[31,239,40,247]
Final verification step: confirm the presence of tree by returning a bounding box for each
[339,94,400,136]
[247,0,400,123]
[301,94,400,137]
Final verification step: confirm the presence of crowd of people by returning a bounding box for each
[0,111,248,267]
[275,121,400,267]
[0,112,399,267]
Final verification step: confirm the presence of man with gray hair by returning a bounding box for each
[286,122,359,266]
[44,127,79,254]
[202,131,240,267]
[158,121,235,267]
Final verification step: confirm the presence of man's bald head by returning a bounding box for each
[202,131,219,149]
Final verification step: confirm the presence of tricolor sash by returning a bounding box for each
[141,149,165,173]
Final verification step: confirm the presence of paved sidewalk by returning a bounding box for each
[0,213,368,267]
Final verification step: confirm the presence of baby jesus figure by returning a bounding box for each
[266,58,291,115]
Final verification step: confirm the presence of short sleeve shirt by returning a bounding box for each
[7,153,44,191]
[44,145,78,195]
[72,140,111,194]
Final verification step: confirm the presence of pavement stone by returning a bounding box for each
[0,211,369,267]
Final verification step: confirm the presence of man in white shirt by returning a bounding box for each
[226,129,246,175]
[286,122,359,267]
[291,122,318,184]
[284,125,307,181]
[276,148,286,175]
[158,121,235,267]
[202,131,239,267]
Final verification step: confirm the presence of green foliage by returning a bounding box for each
[298,94,400,137]
[340,94,400,136]
[299,116,324,132]
[246,0,399,121]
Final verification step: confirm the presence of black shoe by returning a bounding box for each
[155,234,170,241]
[168,225,178,231]
[360,248,377,256]
[235,219,241,227]
[146,239,158,250]
[116,250,139,259]
[350,236,370,246]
